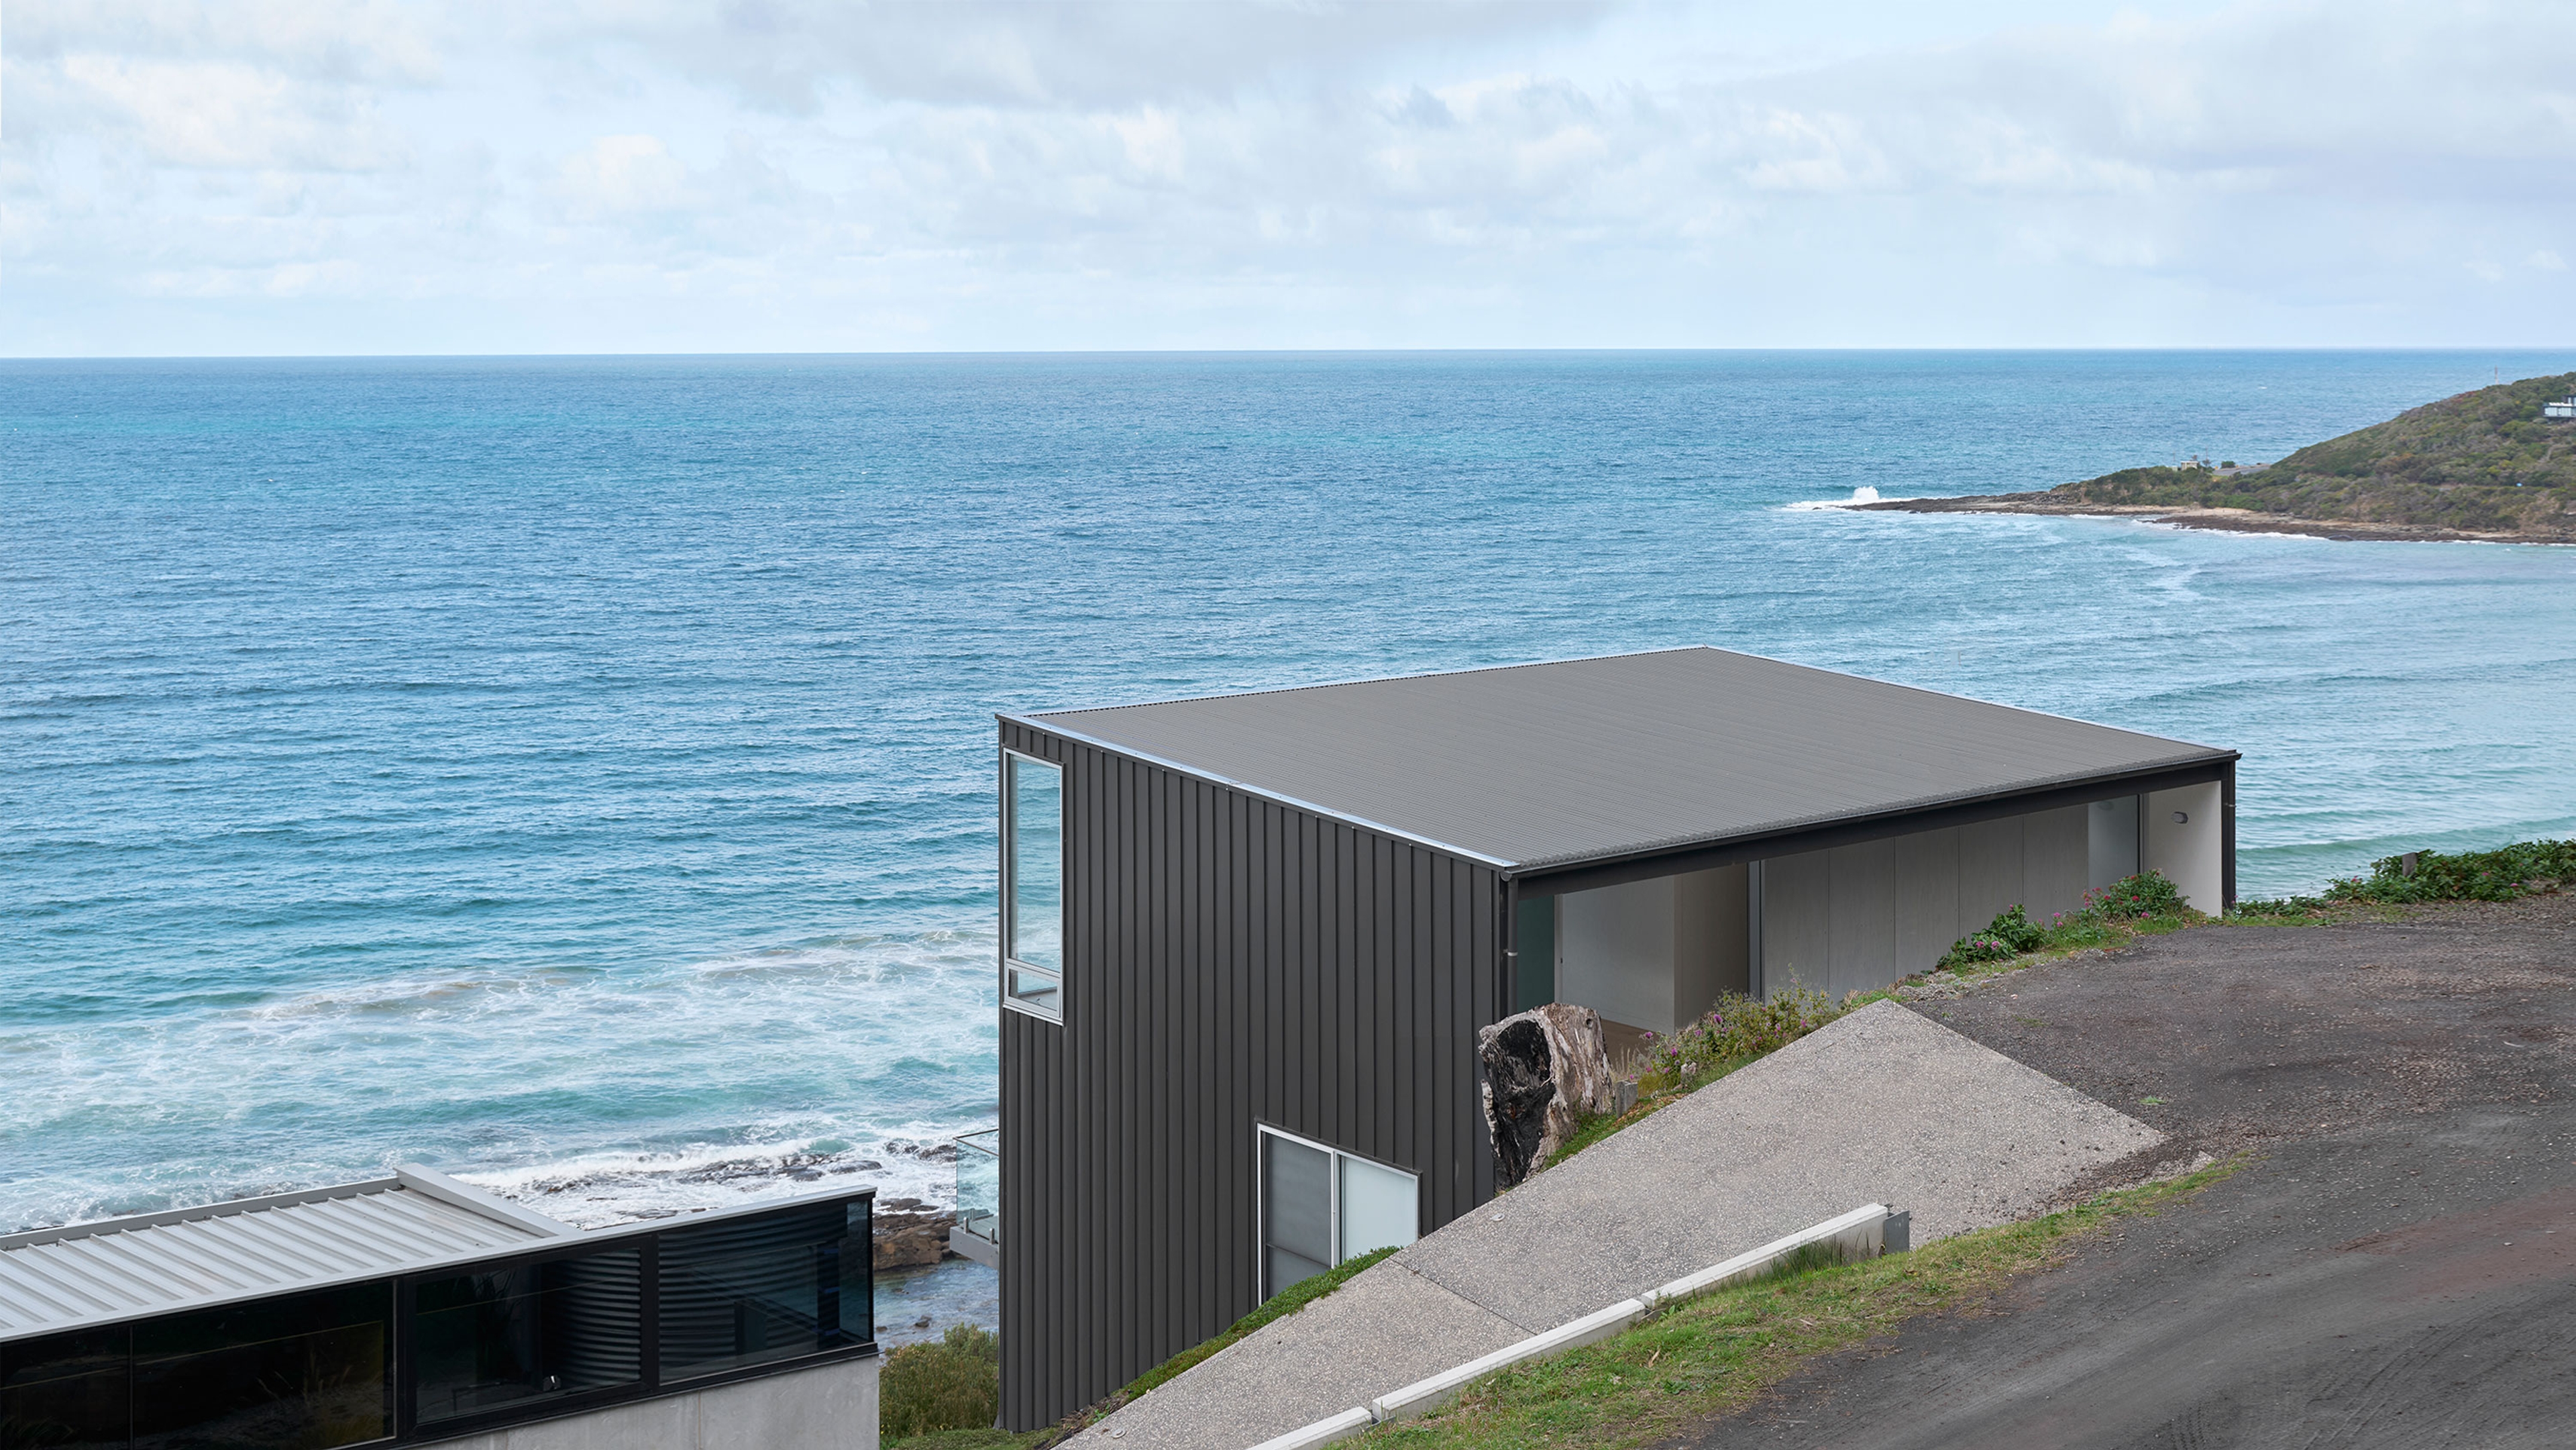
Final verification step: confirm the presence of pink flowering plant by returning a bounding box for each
[1635,986,1851,1095]
[2082,870,2188,920]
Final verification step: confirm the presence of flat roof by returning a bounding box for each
[0,1167,573,1344]
[1018,648,2235,873]
[0,1167,879,1346]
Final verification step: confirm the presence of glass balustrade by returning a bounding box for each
[955,1128,1001,1249]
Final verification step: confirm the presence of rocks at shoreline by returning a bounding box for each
[873,1196,959,1269]
[1850,372,2576,545]
[1854,493,2576,545]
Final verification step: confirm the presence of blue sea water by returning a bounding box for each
[6,350,2575,1333]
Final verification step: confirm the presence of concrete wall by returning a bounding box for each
[2144,781,2224,914]
[1556,865,1746,1034]
[1558,874,1675,1034]
[423,1355,877,1450]
[1760,801,2102,996]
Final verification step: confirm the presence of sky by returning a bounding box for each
[5,0,2573,356]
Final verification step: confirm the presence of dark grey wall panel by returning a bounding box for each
[1825,837,1897,996]
[1892,825,1961,970]
[1759,848,1831,990]
[996,721,1503,1430]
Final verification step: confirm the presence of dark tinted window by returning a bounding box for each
[411,1249,641,1425]
[132,1282,390,1450]
[658,1201,868,1382]
[0,1328,129,1449]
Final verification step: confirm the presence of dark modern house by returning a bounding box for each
[0,1164,876,1449]
[989,647,2235,1428]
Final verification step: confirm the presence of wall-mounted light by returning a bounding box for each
[2171,811,2189,824]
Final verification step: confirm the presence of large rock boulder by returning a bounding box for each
[1477,1003,1617,1187]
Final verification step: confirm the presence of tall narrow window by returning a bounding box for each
[1003,751,1064,1020]
[1258,1127,1419,1298]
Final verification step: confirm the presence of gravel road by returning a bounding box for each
[1678,892,2576,1449]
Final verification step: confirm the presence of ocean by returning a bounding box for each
[6,350,2575,1337]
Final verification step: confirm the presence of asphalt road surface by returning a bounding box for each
[1679,893,2576,1449]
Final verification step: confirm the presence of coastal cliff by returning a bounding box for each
[1862,370,2576,543]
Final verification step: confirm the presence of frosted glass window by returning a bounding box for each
[1337,1155,1419,1260]
[1004,752,1064,1018]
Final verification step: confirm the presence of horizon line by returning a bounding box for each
[6,344,2574,364]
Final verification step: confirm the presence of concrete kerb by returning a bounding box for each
[1244,1203,1898,1450]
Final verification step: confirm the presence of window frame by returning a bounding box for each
[1253,1124,1421,1299]
[1000,747,1066,1024]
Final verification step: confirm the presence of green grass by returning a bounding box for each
[881,1430,1049,1450]
[1359,1159,2241,1448]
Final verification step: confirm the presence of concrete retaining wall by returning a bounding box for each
[422,1355,878,1450]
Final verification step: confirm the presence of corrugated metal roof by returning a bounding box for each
[0,1167,572,1343]
[1021,648,2234,872]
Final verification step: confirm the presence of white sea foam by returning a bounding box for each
[1784,485,1902,510]
[456,1126,970,1229]
[1,927,1000,1235]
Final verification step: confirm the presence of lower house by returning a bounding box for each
[985,647,2235,1428]
[0,1165,877,1449]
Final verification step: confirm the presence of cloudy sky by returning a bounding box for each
[7,0,2573,355]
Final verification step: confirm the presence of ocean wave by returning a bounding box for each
[0,929,1001,1235]
[456,1127,973,1229]
[1784,485,1910,511]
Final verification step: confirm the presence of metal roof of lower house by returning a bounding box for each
[1017,647,2236,873]
[0,1166,576,1343]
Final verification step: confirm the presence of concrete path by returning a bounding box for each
[1076,1000,2160,1449]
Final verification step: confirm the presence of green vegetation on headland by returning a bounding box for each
[1868,371,2576,541]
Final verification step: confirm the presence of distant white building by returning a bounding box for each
[2546,395,2576,419]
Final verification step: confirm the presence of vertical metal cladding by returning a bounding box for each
[996,721,1503,1429]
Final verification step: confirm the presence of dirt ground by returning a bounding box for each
[1675,892,2576,1449]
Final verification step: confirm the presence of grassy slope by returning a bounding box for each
[2038,370,2576,534]
[1364,1161,2238,1448]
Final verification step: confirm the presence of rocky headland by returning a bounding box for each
[1861,370,2576,543]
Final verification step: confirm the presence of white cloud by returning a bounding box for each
[555,134,693,218]
[3,0,2575,353]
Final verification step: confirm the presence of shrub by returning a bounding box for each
[1638,987,1850,1092]
[881,1325,1000,1438]
[2324,839,2576,905]
[1938,929,2018,968]
[1932,875,2188,970]
[1936,903,2049,969]
[2082,870,2188,921]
